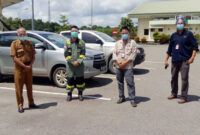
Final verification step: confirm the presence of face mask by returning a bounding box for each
[122,34,129,40]
[19,36,26,41]
[177,24,184,30]
[71,32,78,38]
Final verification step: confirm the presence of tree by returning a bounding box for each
[119,17,135,38]
[59,15,69,26]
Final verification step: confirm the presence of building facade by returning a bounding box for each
[128,0,200,41]
[0,0,23,31]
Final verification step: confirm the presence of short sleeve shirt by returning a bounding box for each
[10,39,36,63]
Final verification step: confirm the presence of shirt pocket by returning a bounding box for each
[67,48,72,55]
[16,48,24,58]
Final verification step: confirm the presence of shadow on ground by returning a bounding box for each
[71,94,104,101]
[125,96,151,104]
[187,95,200,103]
[133,68,150,75]
[24,102,57,110]
[85,77,113,88]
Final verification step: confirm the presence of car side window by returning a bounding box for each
[0,33,18,47]
[62,32,71,38]
[82,32,100,44]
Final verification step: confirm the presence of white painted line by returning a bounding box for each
[0,87,111,101]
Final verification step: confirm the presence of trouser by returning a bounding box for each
[116,68,136,102]
[66,76,85,93]
[171,61,190,99]
[14,65,34,108]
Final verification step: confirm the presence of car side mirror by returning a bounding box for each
[35,43,46,50]
[96,39,103,45]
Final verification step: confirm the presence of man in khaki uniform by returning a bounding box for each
[113,26,137,107]
[10,27,38,113]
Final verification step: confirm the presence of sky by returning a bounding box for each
[2,0,173,27]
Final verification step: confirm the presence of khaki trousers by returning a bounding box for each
[14,65,34,108]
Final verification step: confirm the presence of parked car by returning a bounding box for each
[0,31,107,88]
[60,30,145,74]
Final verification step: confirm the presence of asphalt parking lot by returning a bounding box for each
[0,45,200,135]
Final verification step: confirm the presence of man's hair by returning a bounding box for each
[17,27,26,34]
[120,26,129,32]
[176,15,186,24]
[70,25,79,30]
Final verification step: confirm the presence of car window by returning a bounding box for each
[82,32,100,44]
[61,32,71,38]
[0,33,18,47]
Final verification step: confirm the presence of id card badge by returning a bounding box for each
[175,44,179,50]
[122,53,125,58]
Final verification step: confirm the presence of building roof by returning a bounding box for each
[0,0,23,8]
[128,0,200,18]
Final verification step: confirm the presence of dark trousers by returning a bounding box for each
[171,61,190,99]
[66,76,85,93]
[116,68,136,102]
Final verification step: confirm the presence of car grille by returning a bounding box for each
[93,54,106,69]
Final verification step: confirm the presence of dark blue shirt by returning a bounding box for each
[167,30,199,62]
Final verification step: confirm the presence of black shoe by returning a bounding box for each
[117,98,126,104]
[79,95,84,101]
[18,107,24,113]
[78,91,84,101]
[29,104,39,109]
[66,93,72,102]
[131,102,137,107]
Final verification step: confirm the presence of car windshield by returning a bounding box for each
[38,33,67,48]
[93,31,116,42]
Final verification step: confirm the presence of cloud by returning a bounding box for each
[2,0,169,27]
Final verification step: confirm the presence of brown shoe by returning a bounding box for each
[178,99,187,104]
[117,98,126,104]
[131,102,137,107]
[168,95,177,100]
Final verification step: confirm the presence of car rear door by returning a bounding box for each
[81,32,103,52]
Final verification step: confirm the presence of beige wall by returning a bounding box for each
[137,18,200,41]
[138,18,153,41]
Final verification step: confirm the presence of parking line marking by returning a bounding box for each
[0,87,111,101]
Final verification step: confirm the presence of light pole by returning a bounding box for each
[48,0,51,22]
[31,0,35,30]
[91,0,93,30]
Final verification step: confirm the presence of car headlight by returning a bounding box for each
[85,56,94,60]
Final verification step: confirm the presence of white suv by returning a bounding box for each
[60,30,145,74]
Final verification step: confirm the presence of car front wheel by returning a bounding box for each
[109,58,117,74]
[53,67,66,88]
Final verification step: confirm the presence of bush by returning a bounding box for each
[134,36,140,43]
[141,37,147,43]
[153,32,170,44]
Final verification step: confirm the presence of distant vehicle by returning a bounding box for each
[0,31,107,88]
[60,30,145,74]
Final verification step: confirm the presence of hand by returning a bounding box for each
[23,66,31,72]
[164,60,169,67]
[73,61,79,67]
[188,57,194,64]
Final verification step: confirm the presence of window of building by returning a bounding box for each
[151,28,155,32]
[82,32,100,44]
[144,29,149,35]
[158,28,163,32]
